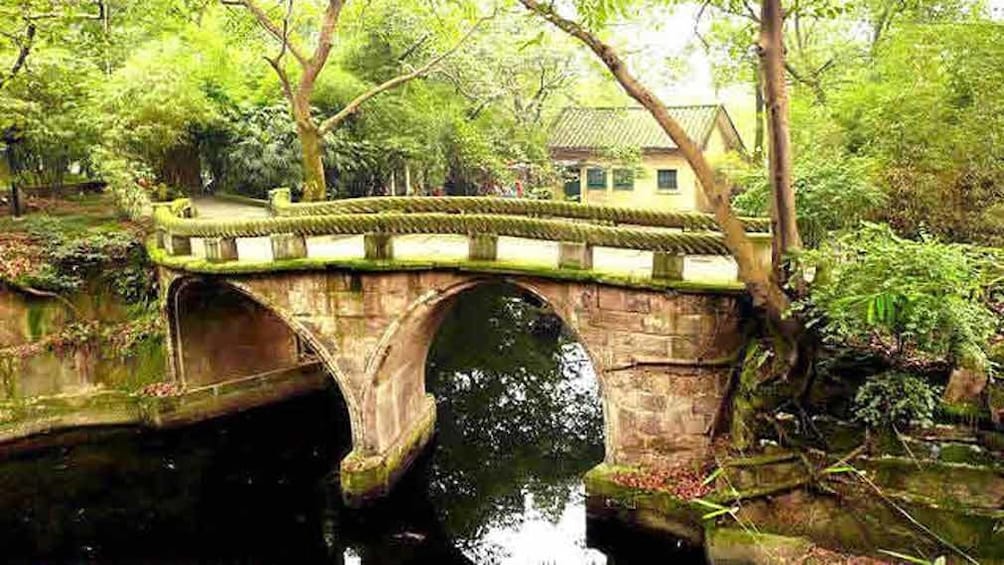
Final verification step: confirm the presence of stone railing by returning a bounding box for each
[265,188,772,233]
[151,196,771,282]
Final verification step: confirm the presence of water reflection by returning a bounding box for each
[423,284,605,563]
[0,283,705,563]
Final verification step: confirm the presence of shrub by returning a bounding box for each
[853,371,940,429]
[797,223,996,368]
[733,154,885,247]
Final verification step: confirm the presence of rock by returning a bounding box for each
[943,365,987,404]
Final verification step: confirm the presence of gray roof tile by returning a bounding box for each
[547,105,722,150]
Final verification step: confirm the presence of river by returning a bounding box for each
[0,284,704,563]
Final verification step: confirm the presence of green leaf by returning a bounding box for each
[692,498,728,511]
[820,465,858,475]
[701,467,723,486]
[877,549,934,565]
[701,507,734,520]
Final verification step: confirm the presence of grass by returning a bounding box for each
[0,193,129,234]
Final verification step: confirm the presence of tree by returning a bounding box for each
[222,0,489,201]
[757,0,800,266]
[518,0,794,333]
[829,23,1004,246]
[0,49,103,187]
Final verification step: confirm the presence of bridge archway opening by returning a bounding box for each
[166,277,354,454]
[390,280,605,483]
[170,279,306,387]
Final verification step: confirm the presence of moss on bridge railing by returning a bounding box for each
[154,202,768,255]
[265,188,772,233]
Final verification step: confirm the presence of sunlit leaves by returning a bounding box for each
[830,23,1004,245]
[797,223,997,365]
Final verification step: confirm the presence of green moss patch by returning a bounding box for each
[340,397,437,506]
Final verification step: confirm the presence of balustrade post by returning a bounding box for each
[271,233,307,260]
[558,241,593,270]
[268,187,292,214]
[205,237,239,263]
[166,234,192,256]
[652,251,685,280]
[751,234,773,274]
[364,233,393,260]
[468,234,497,261]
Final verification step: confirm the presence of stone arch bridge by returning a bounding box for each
[151,192,770,503]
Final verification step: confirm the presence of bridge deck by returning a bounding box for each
[150,195,767,289]
[187,197,737,282]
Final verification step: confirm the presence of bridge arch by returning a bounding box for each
[158,267,741,503]
[364,277,611,462]
[164,275,363,450]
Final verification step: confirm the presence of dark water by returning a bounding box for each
[0,284,704,563]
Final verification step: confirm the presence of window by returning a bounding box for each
[612,169,634,190]
[657,169,678,191]
[586,168,607,190]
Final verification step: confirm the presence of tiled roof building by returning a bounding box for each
[546,105,744,212]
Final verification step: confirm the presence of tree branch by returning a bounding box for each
[397,32,432,62]
[518,0,789,321]
[300,0,344,89]
[317,14,490,135]
[0,22,35,91]
[222,0,309,67]
[263,0,295,104]
[741,0,761,22]
[265,56,294,103]
[693,0,712,51]
[783,60,825,103]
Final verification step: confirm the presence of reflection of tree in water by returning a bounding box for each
[425,284,604,559]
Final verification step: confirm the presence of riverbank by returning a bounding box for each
[585,447,1004,563]
[0,362,329,450]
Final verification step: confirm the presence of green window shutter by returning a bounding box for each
[586,168,607,189]
[657,169,678,191]
[612,169,634,191]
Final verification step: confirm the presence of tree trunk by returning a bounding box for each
[759,0,801,270]
[157,141,203,194]
[298,124,327,202]
[517,0,793,327]
[753,62,766,163]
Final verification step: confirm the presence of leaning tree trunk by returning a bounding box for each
[517,0,793,328]
[758,0,801,271]
[753,62,766,163]
[298,124,327,202]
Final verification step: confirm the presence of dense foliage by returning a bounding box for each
[732,147,884,246]
[853,371,940,429]
[1,2,602,205]
[797,223,996,368]
[827,24,1004,246]
[0,200,156,305]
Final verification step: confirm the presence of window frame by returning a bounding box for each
[585,167,607,190]
[612,168,635,191]
[656,169,679,192]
